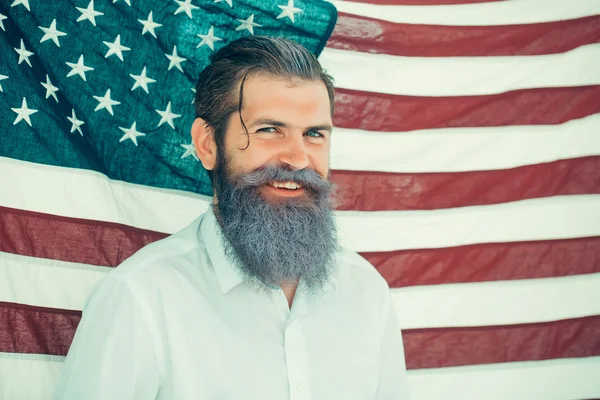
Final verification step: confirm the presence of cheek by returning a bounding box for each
[231,142,277,173]
[311,144,330,178]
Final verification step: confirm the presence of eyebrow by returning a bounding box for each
[249,118,333,133]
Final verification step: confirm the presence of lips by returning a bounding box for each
[267,180,303,190]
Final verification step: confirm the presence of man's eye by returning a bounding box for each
[305,130,324,138]
[257,127,277,133]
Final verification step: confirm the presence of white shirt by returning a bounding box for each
[53,209,410,400]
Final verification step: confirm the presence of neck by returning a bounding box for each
[280,277,300,309]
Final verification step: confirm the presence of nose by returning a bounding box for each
[278,134,310,170]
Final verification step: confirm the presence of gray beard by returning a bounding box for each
[213,160,339,295]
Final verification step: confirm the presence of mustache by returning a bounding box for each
[234,165,334,194]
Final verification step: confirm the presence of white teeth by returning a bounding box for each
[269,180,302,189]
[283,181,299,189]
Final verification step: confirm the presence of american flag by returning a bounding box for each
[1,0,600,399]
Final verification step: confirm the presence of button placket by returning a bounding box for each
[295,380,306,394]
[285,321,312,400]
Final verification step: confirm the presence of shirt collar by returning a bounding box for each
[298,260,339,306]
[199,207,339,298]
[199,207,245,294]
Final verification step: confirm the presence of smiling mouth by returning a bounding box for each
[262,180,307,199]
[267,180,303,190]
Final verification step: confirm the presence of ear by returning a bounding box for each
[191,118,217,171]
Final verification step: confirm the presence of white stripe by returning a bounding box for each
[331,113,600,173]
[2,353,599,400]
[328,0,600,26]
[320,44,600,96]
[392,273,600,329]
[0,157,211,234]
[1,159,598,251]
[337,195,600,252]
[3,252,599,329]
[0,352,64,400]
[408,357,600,400]
[0,252,108,311]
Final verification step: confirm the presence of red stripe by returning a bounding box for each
[2,207,599,287]
[0,206,166,268]
[363,237,600,288]
[403,315,600,369]
[3,302,598,370]
[333,86,600,132]
[0,302,80,357]
[329,14,600,57]
[331,157,600,211]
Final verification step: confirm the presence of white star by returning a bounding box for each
[66,55,94,81]
[214,0,232,7]
[156,102,181,129]
[103,34,130,61]
[93,89,121,116]
[236,14,262,35]
[39,19,67,47]
[0,13,7,31]
[67,109,85,135]
[174,0,199,19]
[76,0,104,27]
[165,46,187,72]
[14,39,34,67]
[0,74,8,92]
[277,0,303,23]
[11,0,30,11]
[196,26,222,51]
[180,143,199,161]
[11,97,38,127]
[119,121,146,146]
[138,11,162,38]
[129,66,156,94]
[41,74,59,102]
[113,0,131,5]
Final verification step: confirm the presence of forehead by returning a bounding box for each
[239,75,332,124]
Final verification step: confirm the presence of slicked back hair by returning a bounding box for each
[193,36,335,185]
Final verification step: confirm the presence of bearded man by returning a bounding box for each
[53,36,410,400]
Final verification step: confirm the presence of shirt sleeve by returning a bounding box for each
[375,290,411,399]
[52,275,161,400]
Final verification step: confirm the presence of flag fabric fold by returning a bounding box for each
[0,0,336,194]
[1,0,600,399]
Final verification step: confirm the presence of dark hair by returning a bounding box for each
[193,36,335,185]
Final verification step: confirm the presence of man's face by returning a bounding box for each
[203,74,339,293]
[221,74,333,203]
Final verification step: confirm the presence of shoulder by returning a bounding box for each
[337,248,390,293]
[328,248,394,330]
[334,247,391,315]
[103,215,207,289]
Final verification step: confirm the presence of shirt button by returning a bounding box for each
[295,381,305,394]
